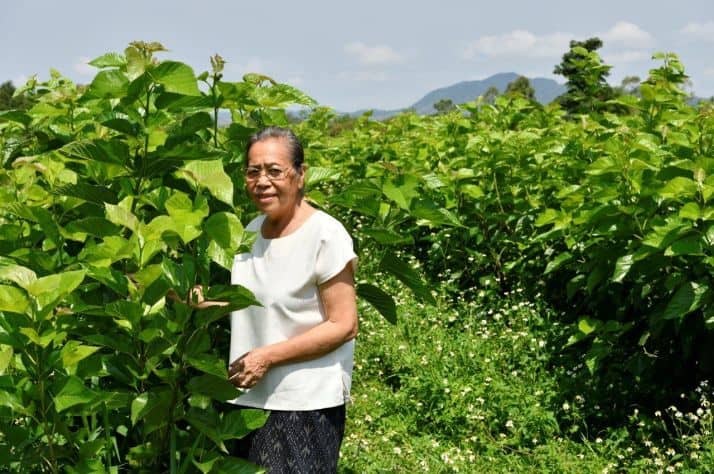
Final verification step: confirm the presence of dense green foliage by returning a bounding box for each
[2,42,714,472]
[0,42,324,472]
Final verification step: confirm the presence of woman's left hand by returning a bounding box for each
[228,349,271,388]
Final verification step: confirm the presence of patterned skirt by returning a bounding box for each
[232,404,346,474]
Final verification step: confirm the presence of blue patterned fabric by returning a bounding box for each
[233,404,346,473]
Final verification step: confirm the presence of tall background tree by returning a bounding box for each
[0,81,33,111]
[504,76,535,100]
[553,38,615,114]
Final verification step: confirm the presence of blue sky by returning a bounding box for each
[2,1,713,111]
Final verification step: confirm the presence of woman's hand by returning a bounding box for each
[166,285,228,309]
[228,349,272,388]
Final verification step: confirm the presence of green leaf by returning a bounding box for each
[204,213,244,250]
[65,217,121,238]
[663,281,709,321]
[54,376,96,412]
[578,317,600,335]
[130,388,172,433]
[221,408,269,440]
[665,235,703,256]
[177,160,234,206]
[612,254,634,283]
[88,52,126,68]
[105,202,139,233]
[187,374,239,402]
[186,408,227,452]
[0,110,31,126]
[60,139,129,166]
[544,252,572,275]
[26,270,86,310]
[83,70,129,99]
[5,204,61,247]
[361,228,413,245]
[658,177,698,201]
[53,183,118,205]
[641,219,689,249]
[382,180,410,210]
[60,341,100,368]
[84,265,130,296]
[149,61,200,96]
[460,184,484,199]
[195,285,262,325]
[379,252,435,305]
[305,167,341,187]
[0,344,12,375]
[205,457,262,474]
[186,354,228,378]
[0,258,37,289]
[357,283,397,324]
[411,199,463,227]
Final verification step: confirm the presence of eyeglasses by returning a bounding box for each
[244,165,292,182]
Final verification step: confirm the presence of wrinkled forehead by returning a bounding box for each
[246,138,293,166]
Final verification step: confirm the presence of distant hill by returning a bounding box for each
[349,73,566,119]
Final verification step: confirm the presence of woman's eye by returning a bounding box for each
[267,168,284,178]
[246,169,261,178]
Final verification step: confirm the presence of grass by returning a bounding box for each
[338,284,714,473]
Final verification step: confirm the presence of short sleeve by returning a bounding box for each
[315,219,358,285]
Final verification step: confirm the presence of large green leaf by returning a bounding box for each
[658,177,698,201]
[0,344,12,375]
[25,270,86,311]
[204,213,244,250]
[88,52,127,68]
[305,167,341,187]
[130,388,172,433]
[187,374,239,402]
[105,202,140,233]
[361,228,413,245]
[54,376,96,412]
[60,139,129,166]
[411,199,463,227]
[83,70,129,99]
[357,283,397,324]
[177,160,234,206]
[53,183,118,205]
[60,341,100,368]
[149,61,200,96]
[379,252,435,305]
[544,252,572,275]
[0,285,29,314]
[0,258,37,289]
[663,281,709,321]
[65,217,121,238]
[220,408,269,439]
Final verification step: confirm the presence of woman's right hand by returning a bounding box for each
[167,285,228,309]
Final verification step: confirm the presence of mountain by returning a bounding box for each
[349,73,567,119]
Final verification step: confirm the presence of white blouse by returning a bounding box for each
[229,210,358,410]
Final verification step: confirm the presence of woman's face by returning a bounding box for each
[245,138,304,221]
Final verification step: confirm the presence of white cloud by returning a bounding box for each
[73,56,94,76]
[344,42,404,65]
[681,21,714,40]
[462,30,572,59]
[704,67,714,78]
[338,70,390,82]
[599,21,654,48]
[603,50,649,64]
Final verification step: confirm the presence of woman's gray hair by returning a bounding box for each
[245,126,305,171]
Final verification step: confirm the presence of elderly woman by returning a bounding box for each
[225,126,358,472]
